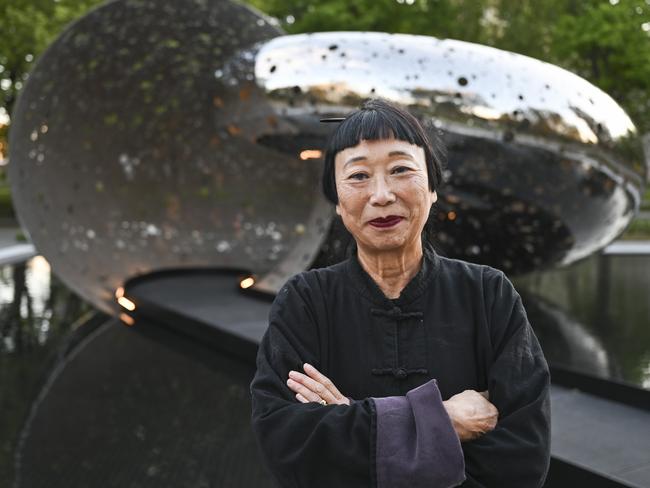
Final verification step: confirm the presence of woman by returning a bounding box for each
[250,99,550,488]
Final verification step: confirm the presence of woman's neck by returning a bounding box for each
[356,241,424,299]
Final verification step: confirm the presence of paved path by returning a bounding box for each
[551,385,650,487]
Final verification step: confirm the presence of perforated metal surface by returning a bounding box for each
[8,0,647,314]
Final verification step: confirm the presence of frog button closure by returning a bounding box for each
[393,368,408,379]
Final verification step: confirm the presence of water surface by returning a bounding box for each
[516,252,650,389]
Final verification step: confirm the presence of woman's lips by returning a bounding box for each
[369,216,404,228]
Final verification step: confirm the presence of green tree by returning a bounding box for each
[249,0,650,133]
[3,0,650,131]
[0,0,104,202]
[1,0,105,118]
[548,1,650,135]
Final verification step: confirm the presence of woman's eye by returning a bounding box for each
[392,166,410,174]
[349,173,368,180]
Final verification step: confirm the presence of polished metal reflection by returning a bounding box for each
[8,1,648,314]
[255,32,647,273]
[520,291,610,379]
[9,0,330,313]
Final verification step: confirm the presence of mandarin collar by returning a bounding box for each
[345,242,439,309]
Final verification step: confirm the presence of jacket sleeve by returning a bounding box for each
[250,274,374,488]
[462,269,551,488]
[250,274,466,488]
[372,379,466,488]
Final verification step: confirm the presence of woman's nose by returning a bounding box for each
[369,176,396,205]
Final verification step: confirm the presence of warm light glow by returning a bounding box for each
[444,194,461,204]
[300,149,323,160]
[240,276,255,289]
[448,211,457,221]
[29,255,51,273]
[120,313,135,326]
[115,286,125,299]
[117,296,136,311]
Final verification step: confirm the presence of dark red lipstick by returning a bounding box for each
[369,216,404,228]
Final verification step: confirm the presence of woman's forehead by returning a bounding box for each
[335,138,425,164]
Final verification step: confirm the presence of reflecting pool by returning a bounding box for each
[516,252,650,390]
[0,256,92,483]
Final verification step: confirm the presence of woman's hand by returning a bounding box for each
[443,389,499,442]
[286,363,351,406]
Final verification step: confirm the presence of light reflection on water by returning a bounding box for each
[516,252,650,390]
[0,255,91,483]
[0,256,53,352]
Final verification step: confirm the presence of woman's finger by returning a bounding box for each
[288,371,336,404]
[287,378,323,403]
[303,363,343,399]
[296,393,309,403]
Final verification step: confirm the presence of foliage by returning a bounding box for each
[248,0,650,133]
[0,185,14,219]
[2,0,650,129]
[548,1,650,136]
[0,0,105,214]
[622,217,650,238]
[643,188,650,211]
[0,0,105,117]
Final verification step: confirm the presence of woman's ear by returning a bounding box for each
[335,204,341,216]
[430,190,438,205]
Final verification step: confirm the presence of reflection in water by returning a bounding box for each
[13,319,270,488]
[1,257,49,352]
[0,256,89,353]
[520,290,610,378]
[516,253,650,390]
[0,256,91,483]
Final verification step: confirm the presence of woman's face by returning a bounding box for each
[334,138,437,254]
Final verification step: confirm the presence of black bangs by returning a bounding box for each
[321,98,445,205]
[334,107,420,149]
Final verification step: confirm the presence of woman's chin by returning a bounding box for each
[360,235,410,253]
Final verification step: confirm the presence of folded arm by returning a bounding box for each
[461,270,551,488]
[250,274,467,488]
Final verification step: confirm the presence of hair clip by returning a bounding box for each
[319,117,346,123]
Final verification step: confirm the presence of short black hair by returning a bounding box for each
[321,98,445,205]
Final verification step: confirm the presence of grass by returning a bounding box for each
[0,185,15,219]
[620,187,650,239]
[620,218,650,240]
[641,188,650,212]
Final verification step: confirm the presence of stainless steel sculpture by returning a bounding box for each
[8,0,647,313]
